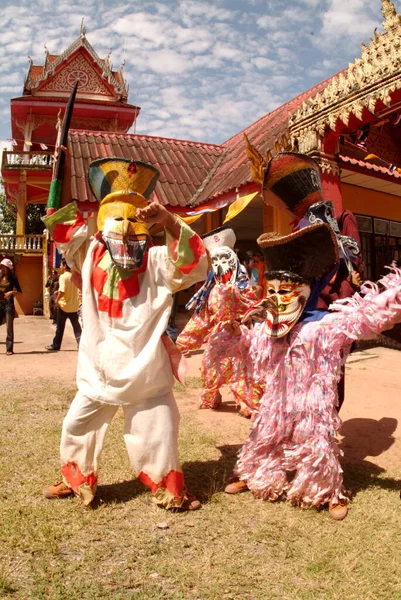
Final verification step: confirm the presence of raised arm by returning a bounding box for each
[42,202,88,274]
[323,266,401,349]
[137,202,207,293]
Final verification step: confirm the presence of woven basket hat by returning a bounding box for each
[257,223,339,284]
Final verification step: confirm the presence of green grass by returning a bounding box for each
[1,379,401,599]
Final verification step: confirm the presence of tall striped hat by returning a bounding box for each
[262,153,325,219]
[88,158,160,207]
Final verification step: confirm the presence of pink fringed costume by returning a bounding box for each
[217,267,401,508]
[177,225,262,415]
[178,283,262,413]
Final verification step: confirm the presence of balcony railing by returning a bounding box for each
[0,234,45,253]
[2,151,54,171]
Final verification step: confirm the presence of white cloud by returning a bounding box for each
[147,49,190,74]
[0,0,397,146]
[314,0,379,49]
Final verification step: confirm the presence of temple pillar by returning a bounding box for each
[203,209,222,234]
[262,204,292,234]
[16,170,27,236]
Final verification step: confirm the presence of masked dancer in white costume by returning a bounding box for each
[42,158,207,510]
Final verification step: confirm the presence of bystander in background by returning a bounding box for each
[45,259,81,352]
[45,269,59,324]
[0,258,22,355]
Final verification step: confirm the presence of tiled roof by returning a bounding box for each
[338,142,401,178]
[339,154,401,179]
[30,66,44,80]
[194,72,344,205]
[68,130,224,207]
[67,72,345,209]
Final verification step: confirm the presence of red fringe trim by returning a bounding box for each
[61,461,97,491]
[138,469,184,498]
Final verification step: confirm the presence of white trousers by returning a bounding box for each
[60,391,184,506]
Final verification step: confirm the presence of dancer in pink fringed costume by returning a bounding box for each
[219,148,401,520]
[177,226,262,417]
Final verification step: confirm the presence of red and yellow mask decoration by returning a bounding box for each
[89,158,160,271]
[259,278,310,337]
[243,276,310,338]
[246,224,339,338]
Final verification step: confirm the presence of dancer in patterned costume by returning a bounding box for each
[220,149,401,520]
[177,226,262,416]
[42,158,207,509]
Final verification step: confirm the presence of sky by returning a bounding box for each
[0,0,398,152]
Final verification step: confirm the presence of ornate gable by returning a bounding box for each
[37,52,116,99]
[24,24,128,101]
[289,0,401,147]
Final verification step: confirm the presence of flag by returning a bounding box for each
[40,143,48,150]
[47,81,79,214]
[24,140,33,146]
[9,138,17,147]
[364,153,379,161]
[178,214,202,225]
[223,192,258,223]
[389,164,397,173]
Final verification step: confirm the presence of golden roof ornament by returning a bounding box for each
[80,17,86,38]
[244,134,266,186]
[288,0,401,147]
[382,0,401,31]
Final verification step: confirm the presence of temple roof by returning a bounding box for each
[290,0,401,138]
[68,130,224,207]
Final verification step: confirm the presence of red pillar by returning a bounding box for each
[320,170,343,216]
[319,132,343,216]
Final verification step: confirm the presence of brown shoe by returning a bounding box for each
[181,492,201,511]
[225,479,249,494]
[169,492,201,511]
[43,481,74,500]
[329,500,348,521]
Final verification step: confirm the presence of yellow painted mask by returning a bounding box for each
[97,196,150,271]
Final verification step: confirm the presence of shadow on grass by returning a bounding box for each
[182,443,242,502]
[94,478,148,507]
[340,416,401,497]
[94,444,242,507]
[89,427,400,510]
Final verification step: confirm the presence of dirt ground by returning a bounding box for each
[2,314,401,474]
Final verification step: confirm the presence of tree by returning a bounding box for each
[26,203,46,235]
[0,191,16,234]
[0,184,46,235]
